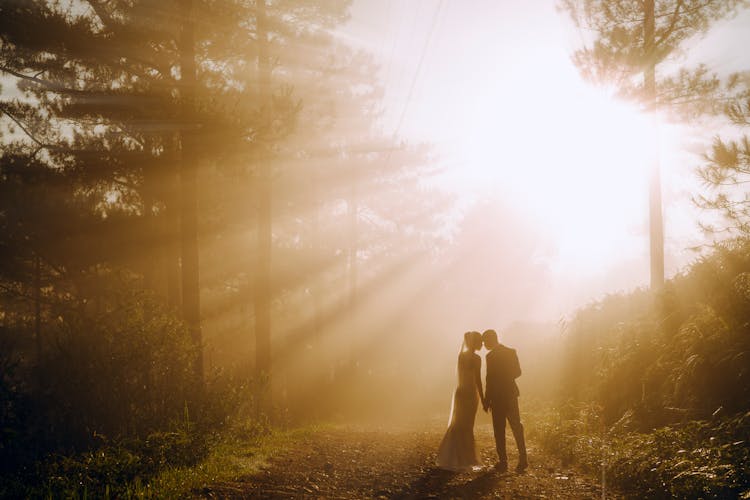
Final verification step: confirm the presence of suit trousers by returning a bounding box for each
[490,396,527,465]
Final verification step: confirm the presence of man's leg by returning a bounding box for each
[507,397,528,471]
[491,405,508,469]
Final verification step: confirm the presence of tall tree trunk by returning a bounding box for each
[311,177,322,343]
[34,255,41,365]
[142,139,158,292]
[346,179,358,369]
[179,0,203,387]
[166,135,182,310]
[255,0,272,407]
[644,0,664,291]
[311,177,329,388]
[347,181,358,310]
[166,210,182,309]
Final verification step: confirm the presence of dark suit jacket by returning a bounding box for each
[485,344,521,407]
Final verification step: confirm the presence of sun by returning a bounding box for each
[455,65,656,275]
[373,0,672,282]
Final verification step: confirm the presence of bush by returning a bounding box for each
[561,240,750,426]
[38,287,196,445]
[0,282,198,474]
[531,406,750,498]
[0,426,210,499]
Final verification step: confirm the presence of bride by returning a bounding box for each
[436,331,484,471]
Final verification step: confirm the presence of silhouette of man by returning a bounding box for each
[482,329,528,473]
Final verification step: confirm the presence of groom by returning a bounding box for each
[482,329,528,473]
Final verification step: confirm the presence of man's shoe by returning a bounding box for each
[494,462,508,473]
[515,460,528,473]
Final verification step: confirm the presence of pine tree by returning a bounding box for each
[697,81,750,235]
[561,0,746,289]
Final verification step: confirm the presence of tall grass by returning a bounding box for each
[541,240,750,497]
[529,405,750,498]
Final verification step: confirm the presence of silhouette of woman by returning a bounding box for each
[436,331,484,471]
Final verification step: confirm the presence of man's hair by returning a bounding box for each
[482,329,498,342]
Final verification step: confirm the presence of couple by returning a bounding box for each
[436,329,528,473]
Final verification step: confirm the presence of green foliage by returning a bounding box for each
[547,240,750,496]
[0,359,281,498]
[561,0,744,116]
[0,281,198,477]
[0,427,209,499]
[0,415,302,498]
[531,406,750,498]
[38,288,196,446]
[561,240,750,426]
[529,403,604,467]
[0,0,447,496]
[697,91,750,236]
[0,276,276,497]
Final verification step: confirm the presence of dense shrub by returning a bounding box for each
[37,288,196,446]
[544,240,750,496]
[531,407,750,498]
[0,427,209,499]
[0,284,197,473]
[561,240,750,426]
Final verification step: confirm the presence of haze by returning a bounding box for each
[340,0,750,318]
[2,2,750,482]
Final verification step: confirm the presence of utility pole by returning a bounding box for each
[644,0,664,291]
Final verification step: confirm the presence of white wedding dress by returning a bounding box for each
[436,351,483,471]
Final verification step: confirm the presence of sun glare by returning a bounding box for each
[452,65,655,276]
[370,0,675,286]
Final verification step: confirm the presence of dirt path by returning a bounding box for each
[198,422,619,499]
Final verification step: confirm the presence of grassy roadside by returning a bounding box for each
[0,421,322,499]
[527,405,750,499]
[128,424,321,498]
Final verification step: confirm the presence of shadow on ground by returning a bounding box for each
[393,467,516,499]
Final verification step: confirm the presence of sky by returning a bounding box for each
[337,0,750,320]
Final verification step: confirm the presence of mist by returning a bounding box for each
[2,0,750,497]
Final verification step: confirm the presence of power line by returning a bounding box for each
[391,0,445,142]
[389,0,423,114]
[382,0,402,89]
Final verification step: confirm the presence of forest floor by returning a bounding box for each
[194,419,620,499]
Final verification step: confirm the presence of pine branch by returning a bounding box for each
[654,0,685,48]
[87,0,118,29]
[0,107,58,153]
[0,66,81,95]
